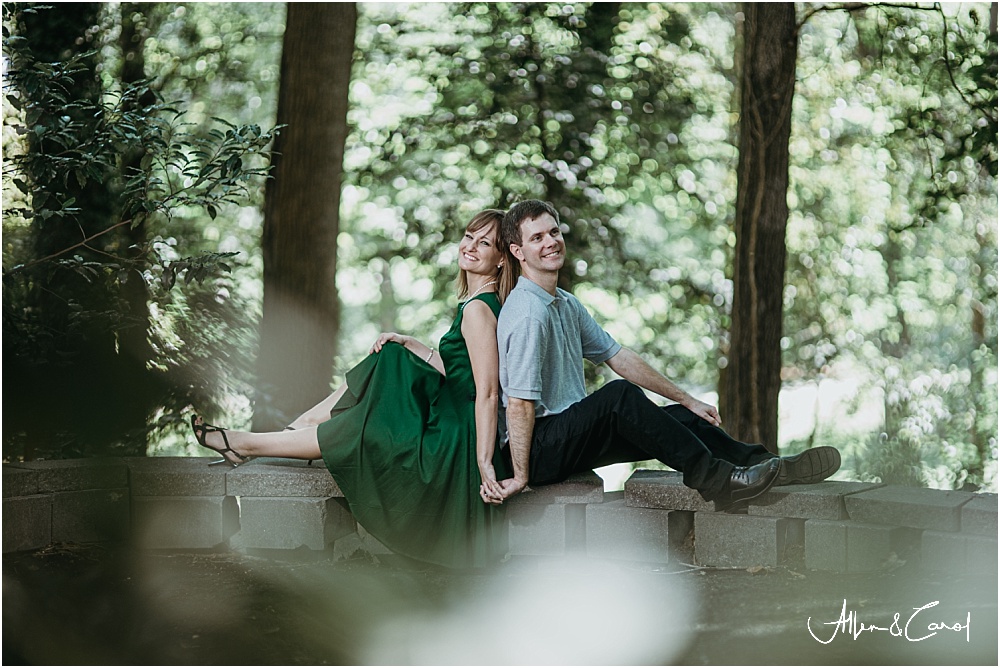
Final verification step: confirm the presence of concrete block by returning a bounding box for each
[804,520,847,572]
[695,512,797,568]
[966,535,998,574]
[132,495,239,549]
[3,495,52,553]
[507,503,568,556]
[12,458,127,493]
[749,481,883,520]
[922,530,966,574]
[232,496,354,550]
[847,523,910,572]
[226,461,343,497]
[624,470,714,512]
[845,486,975,531]
[961,493,998,536]
[923,531,999,575]
[806,520,913,573]
[126,457,229,496]
[511,471,605,505]
[51,488,130,543]
[586,496,675,563]
[3,465,39,498]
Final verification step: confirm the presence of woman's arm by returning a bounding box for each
[370,332,446,376]
[461,300,505,503]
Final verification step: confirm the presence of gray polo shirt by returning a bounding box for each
[498,276,621,429]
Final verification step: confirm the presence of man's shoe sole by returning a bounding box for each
[776,446,841,485]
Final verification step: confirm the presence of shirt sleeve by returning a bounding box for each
[574,298,621,364]
[502,316,547,401]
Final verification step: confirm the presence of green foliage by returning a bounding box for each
[782,4,997,489]
[2,3,278,459]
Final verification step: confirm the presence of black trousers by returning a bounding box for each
[525,380,772,501]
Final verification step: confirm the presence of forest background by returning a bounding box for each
[3,2,997,493]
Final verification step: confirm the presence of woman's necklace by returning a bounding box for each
[468,279,497,300]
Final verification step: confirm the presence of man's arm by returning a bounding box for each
[483,397,534,504]
[505,397,534,486]
[605,347,721,427]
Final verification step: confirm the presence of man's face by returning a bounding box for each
[510,213,565,276]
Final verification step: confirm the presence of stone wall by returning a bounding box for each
[3,458,996,574]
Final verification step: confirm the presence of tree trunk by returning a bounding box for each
[253,3,356,430]
[721,3,797,452]
[4,3,150,458]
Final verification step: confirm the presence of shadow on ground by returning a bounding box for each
[3,543,997,665]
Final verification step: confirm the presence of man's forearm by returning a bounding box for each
[607,347,691,403]
[506,398,536,485]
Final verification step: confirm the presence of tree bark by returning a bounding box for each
[721,3,797,452]
[253,3,356,430]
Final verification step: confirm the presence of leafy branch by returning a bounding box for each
[3,34,281,283]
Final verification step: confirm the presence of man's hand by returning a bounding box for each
[481,477,528,504]
[683,398,722,427]
[479,464,505,504]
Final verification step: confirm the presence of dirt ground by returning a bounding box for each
[3,543,997,665]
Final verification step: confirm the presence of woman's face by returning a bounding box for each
[457,223,502,278]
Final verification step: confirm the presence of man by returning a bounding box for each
[485,199,840,510]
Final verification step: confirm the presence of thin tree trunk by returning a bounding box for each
[253,3,356,430]
[722,3,797,452]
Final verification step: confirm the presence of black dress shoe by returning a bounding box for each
[776,446,841,485]
[715,458,780,510]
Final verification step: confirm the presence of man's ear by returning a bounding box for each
[509,243,525,262]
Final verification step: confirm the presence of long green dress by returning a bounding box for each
[316,293,508,569]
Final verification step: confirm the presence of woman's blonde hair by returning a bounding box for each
[456,208,517,304]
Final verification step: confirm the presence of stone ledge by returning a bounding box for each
[3,465,39,498]
[748,481,884,520]
[8,458,128,493]
[845,486,977,532]
[961,493,998,536]
[2,494,52,553]
[624,470,714,512]
[510,471,604,505]
[126,457,229,496]
[3,458,997,575]
[227,460,343,497]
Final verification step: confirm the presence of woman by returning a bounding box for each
[191,209,515,568]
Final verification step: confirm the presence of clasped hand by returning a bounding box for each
[479,477,526,505]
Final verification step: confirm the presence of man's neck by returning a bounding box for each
[521,269,559,296]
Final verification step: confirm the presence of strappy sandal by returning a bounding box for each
[191,415,249,468]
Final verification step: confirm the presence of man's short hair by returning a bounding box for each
[500,199,560,249]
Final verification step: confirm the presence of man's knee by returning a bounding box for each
[601,378,646,403]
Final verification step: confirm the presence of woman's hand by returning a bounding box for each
[479,463,505,505]
[370,332,409,354]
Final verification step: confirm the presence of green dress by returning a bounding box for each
[316,293,508,569]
